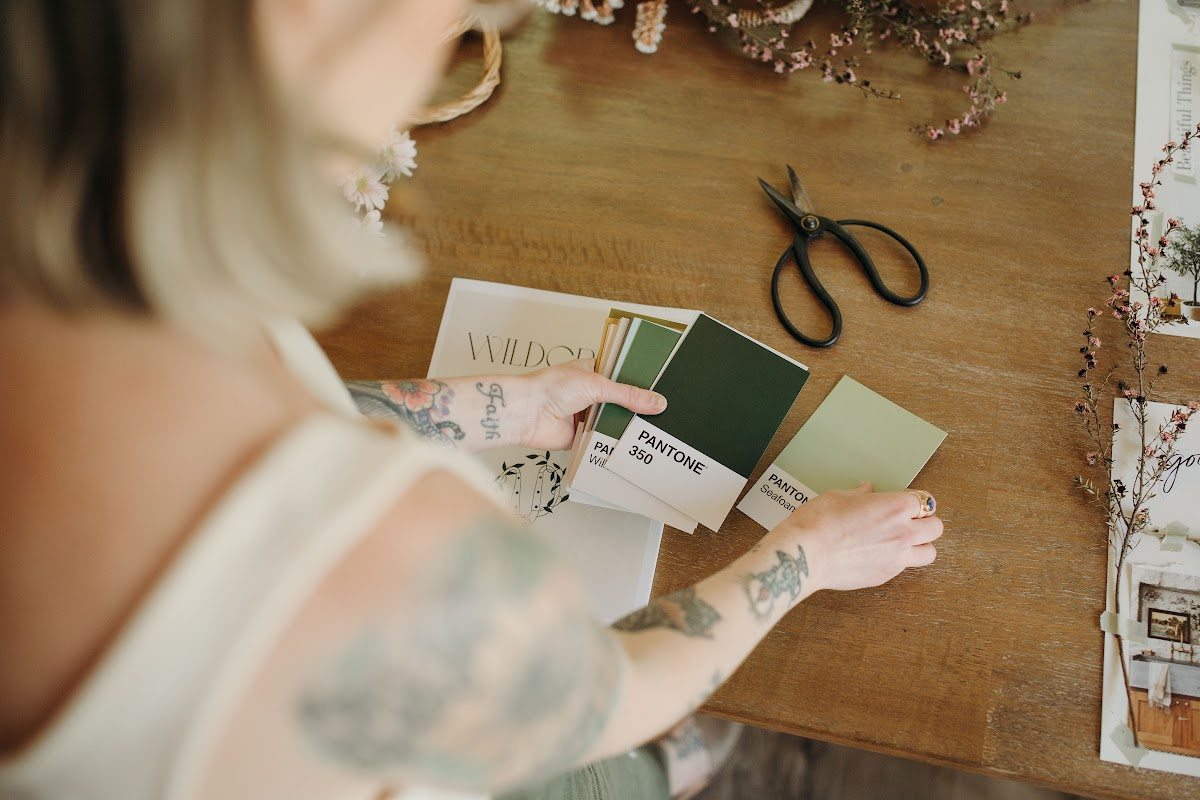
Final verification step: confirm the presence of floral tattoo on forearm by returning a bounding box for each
[346,379,465,447]
[611,587,722,639]
[741,546,808,621]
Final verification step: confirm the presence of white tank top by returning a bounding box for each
[0,322,492,800]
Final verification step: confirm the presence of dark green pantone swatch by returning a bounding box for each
[595,319,682,439]
[645,314,809,477]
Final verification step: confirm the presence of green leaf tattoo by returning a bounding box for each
[612,587,721,639]
[346,379,465,447]
[741,546,808,621]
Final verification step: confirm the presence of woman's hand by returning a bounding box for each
[347,360,666,454]
[511,359,667,451]
[772,482,942,593]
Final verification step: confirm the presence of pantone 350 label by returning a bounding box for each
[607,417,746,532]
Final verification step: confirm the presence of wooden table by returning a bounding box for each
[319,2,1200,797]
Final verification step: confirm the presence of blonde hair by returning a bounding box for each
[0,0,417,340]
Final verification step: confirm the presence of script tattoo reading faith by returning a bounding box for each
[476,382,505,441]
[611,587,721,639]
[346,379,465,447]
[741,546,808,621]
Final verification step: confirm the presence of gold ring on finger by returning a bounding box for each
[906,489,936,519]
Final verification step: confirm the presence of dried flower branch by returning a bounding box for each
[1074,120,1200,747]
[634,0,668,52]
[532,0,1032,138]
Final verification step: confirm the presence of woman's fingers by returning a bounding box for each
[909,543,938,567]
[872,490,938,526]
[562,358,596,373]
[903,489,936,519]
[540,361,667,416]
[589,374,666,415]
[907,516,944,546]
[620,383,667,414]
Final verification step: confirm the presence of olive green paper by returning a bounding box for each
[737,376,946,531]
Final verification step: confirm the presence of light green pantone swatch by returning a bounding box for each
[775,375,945,493]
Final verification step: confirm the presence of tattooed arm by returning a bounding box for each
[345,359,666,454]
[282,479,939,794]
[583,482,942,765]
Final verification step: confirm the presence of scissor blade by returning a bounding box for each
[786,165,816,215]
[757,178,810,230]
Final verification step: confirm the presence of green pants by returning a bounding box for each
[497,747,669,800]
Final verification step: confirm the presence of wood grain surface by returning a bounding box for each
[317,2,1200,797]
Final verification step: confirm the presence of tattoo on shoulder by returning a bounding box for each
[741,546,808,621]
[612,586,721,639]
[345,379,465,447]
[296,518,621,788]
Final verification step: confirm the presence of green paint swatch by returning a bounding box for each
[775,375,945,493]
[647,314,809,477]
[595,318,682,439]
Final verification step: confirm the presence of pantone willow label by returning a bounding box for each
[570,430,698,532]
[607,417,746,531]
[736,464,817,531]
[582,431,619,469]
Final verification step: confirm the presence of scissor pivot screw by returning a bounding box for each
[801,215,820,231]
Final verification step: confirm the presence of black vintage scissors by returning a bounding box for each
[758,166,929,348]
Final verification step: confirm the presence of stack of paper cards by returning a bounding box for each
[595,314,811,532]
[567,314,698,531]
[737,376,946,531]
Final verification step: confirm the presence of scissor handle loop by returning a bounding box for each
[771,240,842,348]
[830,218,929,306]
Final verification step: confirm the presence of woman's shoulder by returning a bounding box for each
[0,302,322,753]
[186,464,595,799]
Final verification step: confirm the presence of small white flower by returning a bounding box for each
[377,129,418,184]
[342,167,388,213]
[358,208,384,237]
